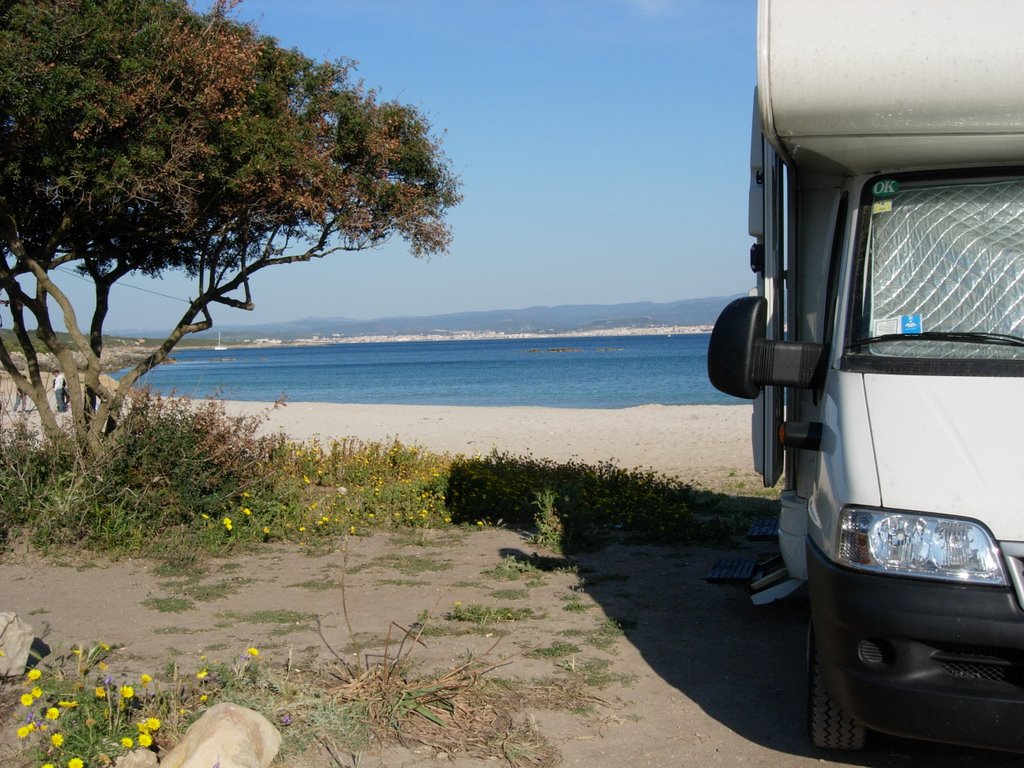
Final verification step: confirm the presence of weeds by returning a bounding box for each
[1,392,764,562]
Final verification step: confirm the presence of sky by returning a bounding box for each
[45,0,758,332]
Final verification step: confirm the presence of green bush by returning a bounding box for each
[1,393,756,559]
[445,452,703,548]
[0,420,76,545]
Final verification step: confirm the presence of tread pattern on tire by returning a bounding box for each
[808,653,866,750]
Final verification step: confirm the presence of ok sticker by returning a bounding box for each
[872,179,899,198]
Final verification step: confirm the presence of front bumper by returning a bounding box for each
[808,540,1024,753]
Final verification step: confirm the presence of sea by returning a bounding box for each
[126,333,737,409]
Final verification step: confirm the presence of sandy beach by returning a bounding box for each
[222,400,759,490]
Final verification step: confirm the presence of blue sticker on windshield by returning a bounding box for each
[900,314,923,334]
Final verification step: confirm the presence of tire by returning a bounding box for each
[807,628,866,750]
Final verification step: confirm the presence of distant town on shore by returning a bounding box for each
[120,295,737,347]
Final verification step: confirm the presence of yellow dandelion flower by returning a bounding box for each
[20,693,33,707]
[98,661,108,671]
[349,526,357,535]
[138,732,153,747]
[145,716,161,731]
[71,648,82,656]
[246,647,259,657]
[16,726,30,739]
[243,507,252,516]
[27,668,42,681]
[199,693,208,702]
[140,673,152,686]
[120,685,135,700]
[45,707,60,720]
[95,687,106,699]
[42,764,55,768]
[51,732,64,746]
[70,759,85,768]
[222,517,233,531]
[195,669,208,680]
[58,701,78,708]
[121,737,134,748]
[262,526,270,534]
[31,686,43,698]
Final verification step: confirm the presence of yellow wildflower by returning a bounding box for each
[246,647,259,657]
[138,732,153,748]
[140,673,152,686]
[70,759,85,768]
[45,707,60,720]
[95,687,106,698]
[27,668,42,681]
[120,685,135,700]
[16,726,31,739]
[121,737,134,748]
[222,517,233,531]
[145,716,161,731]
[32,686,43,698]
[20,693,33,706]
[51,733,64,746]
[243,507,252,516]
[196,669,208,680]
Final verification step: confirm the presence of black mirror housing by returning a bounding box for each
[708,296,767,398]
[707,296,825,399]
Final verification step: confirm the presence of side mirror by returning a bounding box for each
[707,296,825,399]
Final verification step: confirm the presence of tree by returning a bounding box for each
[0,0,460,456]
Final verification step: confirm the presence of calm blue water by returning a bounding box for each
[127,334,735,408]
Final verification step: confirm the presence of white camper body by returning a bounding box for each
[709,0,1024,752]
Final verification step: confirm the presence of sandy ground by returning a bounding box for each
[0,401,1017,767]
[222,400,760,491]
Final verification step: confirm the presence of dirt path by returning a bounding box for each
[0,528,1015,767]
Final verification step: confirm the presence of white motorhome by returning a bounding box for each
[707,0,1024,753]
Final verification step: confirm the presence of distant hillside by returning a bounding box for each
[114,296,739,341]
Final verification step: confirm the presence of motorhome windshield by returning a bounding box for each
[849,177,1024,365]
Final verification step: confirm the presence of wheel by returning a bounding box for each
[807,627,866,750]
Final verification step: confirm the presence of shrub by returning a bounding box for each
[444,452,704,548]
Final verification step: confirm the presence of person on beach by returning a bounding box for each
[13,387,29,414]
[53,369,68,413]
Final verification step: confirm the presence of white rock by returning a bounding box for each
[0,612,34,678]
[115,749,159,768]
[160,702,281,768]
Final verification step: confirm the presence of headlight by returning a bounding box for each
[837,507,1006,585]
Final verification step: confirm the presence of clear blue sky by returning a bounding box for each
[59,0,758,332]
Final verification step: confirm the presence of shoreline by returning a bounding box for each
[222,400,758,489]
[181,324,714,349]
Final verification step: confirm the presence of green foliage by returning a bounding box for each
[0,0,460,457]
[8,643,188,767]
[446,452,705,549]
[0,393,761,560]
[0,421,74,545]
